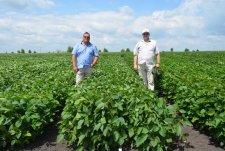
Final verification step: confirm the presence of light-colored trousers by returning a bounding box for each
[76,67,93,85]
[138,63,155,90]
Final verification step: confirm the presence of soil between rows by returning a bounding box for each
[3,123,224,151]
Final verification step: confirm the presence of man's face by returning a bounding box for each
[83,33,90,43]
[142,32,150,41]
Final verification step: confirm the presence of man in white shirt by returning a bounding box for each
[133,28,160,90]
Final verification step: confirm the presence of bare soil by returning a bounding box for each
[173,126,224,151]
[3,119,73,151]
[2,125,224,151]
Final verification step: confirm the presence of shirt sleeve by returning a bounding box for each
[155,41,160,54]
[71,44,78,56]
[133,42,139,55]
[93,45,99,57]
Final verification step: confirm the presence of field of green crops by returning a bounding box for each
[0,51,224,150]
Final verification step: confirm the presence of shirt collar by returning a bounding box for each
[141,39,151,43]
[81,41,91,46]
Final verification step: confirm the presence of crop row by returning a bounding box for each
[122,51,225,147]
[58,53,182,151]
[0,53,74,148]
[158,52,225,147]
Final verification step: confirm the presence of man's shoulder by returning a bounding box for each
[89,43,97,49]
[89,42,94,46]
[136,39,157,44]
[150,39,157,44]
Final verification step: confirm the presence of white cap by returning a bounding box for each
[142,28,150,34]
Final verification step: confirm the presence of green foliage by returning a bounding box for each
[126,48,131,52]
[2,51,224,150]
[121,49,125,52]
[121,48,131,52]
[158,51,225,147]
[103,48,108,52]
[58,53,182,150]
[184,48,189,52]
[66,46,73,53]
[0,53,74,148]
[21,49,25,53]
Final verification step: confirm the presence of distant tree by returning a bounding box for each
[196,49,199,52]
[11,52,14,53]
[17,50,21,53]
[28,50,32,53]
[34,51,37,53]
[67,46,73,53]
[103,48,108,52]
[121,49,125,53]
[56,49,61,53]
[21,48,25,53]
[170,48,173,52]
[126,48,131,52]
[184,48,189,52]
[99,50,101,52]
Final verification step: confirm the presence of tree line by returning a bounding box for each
[5,47,201,54]
[170,48,199,52]
[66,46,109,53]
[17,49,36,53]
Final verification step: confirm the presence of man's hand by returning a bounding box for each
[156,63,160,68]
[91,56,99,68]
[134,64,138,71]
[73,66,79,73]
[91,63,95,68]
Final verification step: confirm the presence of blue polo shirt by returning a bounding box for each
[72,42,99,69]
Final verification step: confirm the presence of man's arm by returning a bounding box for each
[72,55,79,72]
[91,46,99,68]
[155,41,160,68]
[91,56,99,68]
[133,43,139,71]
[134,55,138,71]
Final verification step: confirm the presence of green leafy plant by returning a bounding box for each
[58,53,182,150]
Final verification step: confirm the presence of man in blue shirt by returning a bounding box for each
[72,32,99,85]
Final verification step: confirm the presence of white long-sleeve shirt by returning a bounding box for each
[134,39,159,65]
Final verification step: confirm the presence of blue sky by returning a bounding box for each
[54,0,181,15]
[0,0,181,15]
[0,0,225,52]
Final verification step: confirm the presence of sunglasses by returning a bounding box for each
[83,36,90,38]
[142,33,149,36]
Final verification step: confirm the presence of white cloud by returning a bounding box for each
[32,0,55,8]
[0,0,55,9]
[132,0,225,51]
[119,5,133,15]
[0,0,28,9]
[0,0,225,52]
